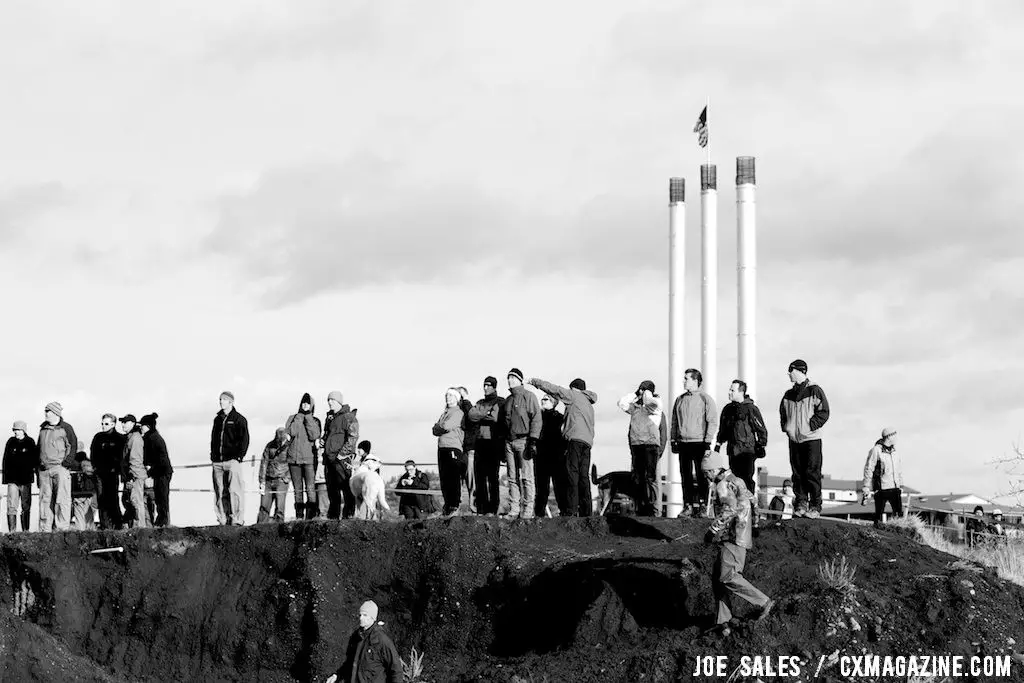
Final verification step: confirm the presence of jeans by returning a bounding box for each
[6,483,31,531]
[96,471,123,529]
[258,478,289,523]
[505,438,535,518]
[288,463,315,519]
[474,439,502,515]
[212,459,245,525]
[564,440,592,517]
[125,478,147,528]
[874,487,903,522]
[39,466,72,532]
[463,449,476,511]
[152,473,172,526]
[678,442,710,509]
[325,457,354,519]
[438,447,465,513]
[713,541,770,625]
[788,439,823,511]
[630,444,660,516]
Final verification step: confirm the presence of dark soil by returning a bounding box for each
[2,516,1023,682]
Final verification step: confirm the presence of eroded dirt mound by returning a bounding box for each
[1,516,1023,682]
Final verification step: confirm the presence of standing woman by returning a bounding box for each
[140,413,173,527]
[432,388,466,516]
[286,392,322,520]
[3,421,37,532]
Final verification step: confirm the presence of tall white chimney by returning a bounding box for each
[736,157,757,398]
[666,177,685,518]
[701,164,718,404]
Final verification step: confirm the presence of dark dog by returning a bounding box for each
[591,465,638,516]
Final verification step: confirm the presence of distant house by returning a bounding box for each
[755,466,919,510]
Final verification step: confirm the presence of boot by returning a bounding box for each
[294,503,306,521]
[8,514,17,532]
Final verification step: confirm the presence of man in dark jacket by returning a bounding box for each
[38,401,78,532]
[3,421,37,532]
[466,376,505,516]
[141,413,173,527]
[90,413,125,529]
[326,601,401,683]
[396,459,431,519]
[211,391,250,525]
[779,359,830,519]
[535,394,565,517]
[714,379,768,521]
[323,390,359,519]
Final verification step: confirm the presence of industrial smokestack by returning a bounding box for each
[736,157,757,399]
[700,164,718,405]
[666,177,685,519]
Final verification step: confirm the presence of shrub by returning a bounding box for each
[817,555,857,597]
[400,647,426,683]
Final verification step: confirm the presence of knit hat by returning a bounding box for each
[12,420,27,432]
[140,413,158,428]
[570,378,586,391]
[360,600,379,622]
[507,368,524,382]
[788,359,808,374]
[701,450,726,473]
[119,414,138,424]
[880,427,897,440]
[327,390,344,404]
[638,380,656,394]
[404,459,416,466]
[45,401,63,417]
[220,391,235,402]
[358,440,372,454]
[483,376,498,388]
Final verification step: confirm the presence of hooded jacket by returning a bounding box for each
[708,471,754,549]
[143,428,173,477]
[324,405,359,467]
[211,408,250,462]
[504,385,542,440]
[432,405,465,451]
[286,392,322,466]
[396,469,431,509]
[779,380,830,443]
[123,428,146,481]
[467,394,505,441]
[670,390,718,444]
[2,435,37,486]
[38,419,78,470]
[459,398,478,451]
[618,392,663,447]
[528,379,598,446]
[90,429,126,477]
[716,397,769,456]
[335,622,402,683]
[862,441,902,494]
[261,429,290,482]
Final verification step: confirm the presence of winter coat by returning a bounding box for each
[769,491,794,520]
[68,456,98,498]
[334,623,402,683]
[324,405,359,467]
[459,399,478,451]
[467,395,505,441]
[211,408,250,462]
[396,470,431,509]
[708,471,754,549]
[779,380,830,443]
[529,379,598,446]
[503,385,542,441]
[862,441,902,494]
[143,428,173,477]
[432,406,465,450]
[285,394,322,465]
[2,436,37,486]
[38,419,78,470]
[90,430,126,476]
[618,392,663,447]
[671,391,718,444]
[123,430,146,481]
[716,398,769,456]
[538,409,565,454]
[260,437,290,482]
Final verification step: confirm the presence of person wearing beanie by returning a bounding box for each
[701,451,774,636]
[210,391,250,526]
[670,369,719,518]
[780,359,830,519]
[3,421,37,532]
[37,401,79,532]
[861,427,903,526]
[466,376,506,515]
[139,413,173,527]
[284,392,321,521]
[396,459,431,519]
[527,376,599,517]
[326,600,402,683]
[322,390,360,519]
[119,414,148,529]
[503,369,542,518]
[432,388,467,515]
[714,379,769,528]
[90,413,126,530]
[258,427,291,524]
[617,380,665,517]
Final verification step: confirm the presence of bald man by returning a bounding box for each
[326,600,401,683]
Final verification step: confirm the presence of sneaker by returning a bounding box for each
[806,509,820,520]
[793,504,808,518]
[756,598,776,623]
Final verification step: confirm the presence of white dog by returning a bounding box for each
[350,454,390,520]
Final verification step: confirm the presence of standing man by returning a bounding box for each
[503,368,542,519]
[534,393,565,517]
[38,401,78,532]
[457,387,477,513]
[467,376,505,516]
[714,380,768,521]
[323,390,359,519]
[701,450,774,636]
[618,380,664,517]
[120,414,147,529]
[90,413,125,530]
[3,421,37,532]
[860,427,902,527]
[325,600,402,683]
[140,413,173,527]
[528,376,598,517]
[779,359,830,519]
[211,391,250,526]
[670,369,718,518]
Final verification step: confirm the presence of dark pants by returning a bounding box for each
[289,464,316,520]
[259,478,289,523]
[728,452,756,497]
[874,487,903,522]
[534,442,565,517]
[679,442,711,509]
[438,447,465,513]
[788,439,823,511]
[96,471,123,529]
[474,439,502,514]
[630,444,660,516]
[152,474,171,527]
[325,458,354,519]
[564,440,592,517]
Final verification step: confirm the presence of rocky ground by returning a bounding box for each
[2,515,1023,682]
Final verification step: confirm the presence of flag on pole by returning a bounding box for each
[693,106,708,148]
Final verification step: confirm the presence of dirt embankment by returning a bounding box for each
[2,516,1023,682]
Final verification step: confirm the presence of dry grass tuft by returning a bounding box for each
[400,647,426,683]
[817,555,857,597]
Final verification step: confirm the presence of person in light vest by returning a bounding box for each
[860,427,903,527]
[768,479,795,521]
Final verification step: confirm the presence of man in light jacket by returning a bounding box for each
[670,369,718,518]
[120,414,147,529]
[860,427,902,526]
[617,380,663,517]
[38,401,78,532]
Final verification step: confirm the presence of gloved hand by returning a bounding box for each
[525,437,537,461]
[703,530,716,545]
[860,493,869,506]
[671,440,682,454]
[713,443,722,453]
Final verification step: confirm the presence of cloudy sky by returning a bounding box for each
[3,1,1023,525]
